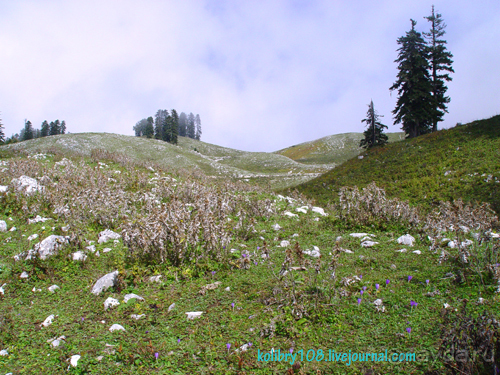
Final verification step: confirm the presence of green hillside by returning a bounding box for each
[275,132,405,165]
[0,133,331,189]
[295,115,500,214]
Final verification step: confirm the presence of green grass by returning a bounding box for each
[295,115,500,215]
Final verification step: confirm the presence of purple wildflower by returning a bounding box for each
[375,284,379,290]
[408,275,413,282]
[357,298,362,305]
[426,279,430,285]
[155,352,159,360]
[406,327,411,334]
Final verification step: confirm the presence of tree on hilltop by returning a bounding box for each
[187,112,195,139]
[178,112,187,137]
[23,120,34,140]
[41,120,49,137]
[0,113,5,144]
[360,100,388,149]
[195,114,202,141]
[424,6,454,132]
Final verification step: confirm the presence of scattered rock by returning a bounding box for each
[225,287,230,292]
[361,241,378,247]
[350,233,369,238]
[0,185,8,193]
[0,283,6,295]
[0,220,7,232]
[20,271,29,279]
[397,234,415,247]
[168,303,176,311]
[72,251,87,261]
[104,297,120,311]
[47,336,66,347]
[103,247,112,253]
[272,223,281,231]
[280,240,290,247]
[41,314,56,327]
[33,235,69,260]
[0,349,8,356]
[412,250,421,255]
[340,248,354,254]
[283,211,298,218]
[86,245,96,253]
[27,233,39,241]
[98,229,121,244]
[11,176,44,195]
[130,314,145,320]
[312,207,328,216]
[149,275,162,283]
[123,293,144,303]
[48,285,60,293]
[304,246,320,258]
[296,207,308,214]
[186,311,203,320]
[199,282,221,295]
[91,270,119,295]
[109,324,125,332]
[396,249,407,253]
[70,354,81,367]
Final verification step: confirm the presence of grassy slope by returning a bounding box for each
[275,132,405,165]
[1,133,330,189]
[295,115,500,214]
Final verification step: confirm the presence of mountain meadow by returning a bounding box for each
[0,116,499,374]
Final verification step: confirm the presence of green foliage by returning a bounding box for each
[359,100,388,149]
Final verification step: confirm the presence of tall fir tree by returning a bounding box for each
[359,100,388,149]
[133,118,148,136]
[41,120,49,137]
[162,114,172,143]
[24,120,34,140]
[187,112,195,139]
[195,114,202,141]
[390,19,434,138]
[170,109,179,144]
[0,113,5,143]
[424,6,454,132]
[61,120,66,134]
[144,116,154,138]
[49,120,61,135]
[178,112,187,137]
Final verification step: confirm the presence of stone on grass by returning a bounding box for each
[412,250,422,255]
[397,234,415,247]
[341,249,354,254]
[361,241,378,247]
[28,215,51,224]
[149,275,162,283]
[350,233,369,238]
[396,249,407,253]
[103,247,112,253]
[20,271,29,279]
[168,303,176,311]
[284,211,298,218]
[70,354,81,367]
[34,235,69,260]
[12,176,44,195]
[98,229,121,244]
[373,299,383,306]
[0,185,8,193]
[0,220,7,232]
[272,223,281,231]
[304,246,320,258]
[280,240,290,247]
[27,234,39,241]
[48,285,60,293]
[0,283,6,295]
[296,207,308,214]
[186,311,203,320]
[312,207,328,216]
[123,293,144,303]
[41,314,56,327]
[130,314,146,320]
[0,349,8,356]
[72,251,87,261]
[86,245,96,253]
[91,270,119,295]
[104,297,120,310]
[225,287,230,292]
[109,324,125,332]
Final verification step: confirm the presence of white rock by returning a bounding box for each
[280,240,290,247]
[0,220,7,232]
[33,235,69,260]
[312,207,328,216]
[272,223,281,231]
[296,207,308,214]
[86,245,96,253]
[443,303,451,309]
[284,211,298,218]
[130,314,146,320]
[104,297,120,310]
[314,218,320,221]
[396,249,407,253]
[225,287,230,292]
[373,299,383,306]
[109,324,125,332]
[11,175,44,195]
[9,226,16,232]
[186,311,203,320]
[0,185,8,193]
[103,247,112,253]
[61,225,70,232]
[478,298,485,304]
[0,349,8,356]
[48,285,60,293]
[397,234,415,247]
[342,249,354,254]
[448,241,457,248]
[20,271,29,279]
[41,314,56,327]
[304,246,320,258]
[27,233,39,241]
[123,294,144,303]
[70,354,81,367]
[149,275,162,283]
[72,251,87,262]
[361,241,378,247]
[360,236,372,242]
[236,343,250,353]
[168,303,176,311]
[91,270,119,295]
[98,229,121,244]
[350,233,369,238]
[292,233,299,237]
[0,283,6,295]
[412,250,422,255]
[32,287,41,292]
[461,239,473,247]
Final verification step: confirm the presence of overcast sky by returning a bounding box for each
[1,1,499,152]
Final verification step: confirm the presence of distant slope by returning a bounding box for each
[0,133,331,189]
[294,115,500,214]
[275,132,405,165]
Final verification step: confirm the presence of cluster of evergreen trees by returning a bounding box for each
[133,110,201,145]
[0,118,67,144]
[360,6,453,149]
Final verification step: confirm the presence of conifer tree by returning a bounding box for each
[178,112,187,137]
[187,112,195,139]
[195,114,202,141]
[170,109,179,144]
[424,6,454,132]
[61,120,66,134]
[162,115,171,143]
[133,118,148,136]
[24,120,34,140]
[360,100,388,149]
[0,113,5,144]
[154,110,167,140]
[144,116,154,138]
[390,19,434,138]
[41,120,49,137]
[49,120,61,135]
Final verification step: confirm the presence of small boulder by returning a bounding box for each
[296,207,308,214]
[41,314,56,327]
[350,233,369,238]
[149,275,162,283]
[186,311,203,320]
[0,349,8,356]
[109,324,125,332]
[34,235,69,260]
[304,246,320,258]
[312,207,328,216]
[0,220,7,232]
[98,229,121,244]
[272,223,281,231]
[280,240,290,247]
[123,293,144,303]
[104,297,120,310]
[397,234,415,247]
[72,251,87,261]
[48,285,60,293]
[70,354,81,367]
[20,271,29,279]
[11,175,44,195]
[28,215,51,224]
[361,241,378,247]
[91,270,119,295]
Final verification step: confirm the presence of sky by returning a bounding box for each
[1,0,499,152]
